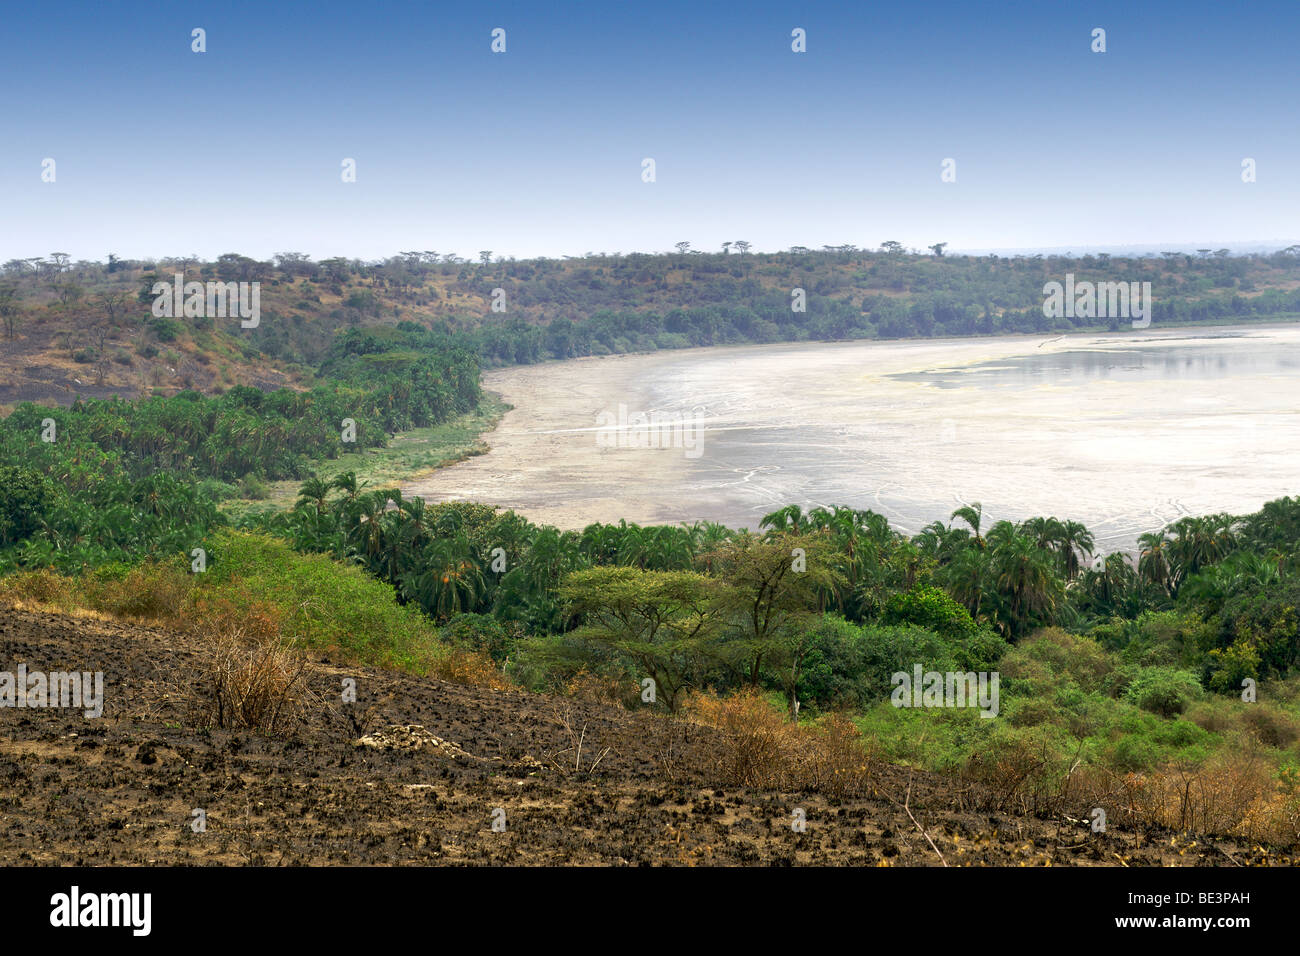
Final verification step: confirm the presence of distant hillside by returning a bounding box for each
[3,244,1299,408]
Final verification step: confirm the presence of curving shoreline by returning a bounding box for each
[402,325,1300,549]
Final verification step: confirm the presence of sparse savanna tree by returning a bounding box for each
[704,532,842,720]
[0,282,20,340]
[558,565,722,712]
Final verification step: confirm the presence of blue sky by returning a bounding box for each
[2,0,1297,262]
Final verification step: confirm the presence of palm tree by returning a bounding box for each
[614,520,649,568]
[579,522,622,565]
[296,475,332,516]
[913,520,971,564]
[1056,520,1094,581]
[644,525,693,570]
[494,526,588,630]
[990,532,1062,638]
[951,502,985,549]
[402,535,486,620]
[1166,514,1238,589]
[685,521,733,573]
[347,489,392,566]
[1080,552,1140,617]
[942,547,988,620]
[984,519,1020,551]
[331,471,361,506]
[912,522,946,560]
[805,506,835,532]
[1018,516,1061,550]
[761,504,806,534]
[1179,550,1283,616]
[1138,531,1172,593]
[1240,496,1300,552]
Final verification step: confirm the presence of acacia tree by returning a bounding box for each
[704,532,842,721]
[97,289,131,325]
[558,566,722,712]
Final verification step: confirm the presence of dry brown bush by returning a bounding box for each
[957,727,1300,845]
[194,629,314,735]
[427,647,512,691]
[798,712,878,799]
[684,689,876,796]
[0,569,75,608]
[1010,742,1300,846]
[688,689,791,788]
[187,605,314,736]
[960,731,1066,815]
[1184,699,1241,734]
[542,700,612,777]
[1241,790,1300,846]
[1239,705,1300,748]
[562,668,638,709]
[0,563,192,621]
[96,563,189,620]
[184,590,283,641]
[1139,750,1274,837]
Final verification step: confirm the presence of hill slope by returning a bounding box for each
[1,603,1288,866]
[4,247,1300,410]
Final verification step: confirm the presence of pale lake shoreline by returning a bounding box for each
[402,323,1300,552]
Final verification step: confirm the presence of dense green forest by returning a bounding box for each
[254,488,1300,706]
[0,329,479,567]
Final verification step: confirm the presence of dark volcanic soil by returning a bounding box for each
[0,603,1293,866]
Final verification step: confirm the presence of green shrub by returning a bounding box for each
[194,529,446,671]
[883,585,978,640]
[150,317,182,342]
[1124,666,1204,717]
[1111,734,1160,771]
[0,465,57,547]
[239,475,269,500]
[441,612,512,664]
[1206,639,1262,694]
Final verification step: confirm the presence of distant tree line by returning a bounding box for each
[4,245,1299,373]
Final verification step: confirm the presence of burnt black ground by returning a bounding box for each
[1,603,1292,866]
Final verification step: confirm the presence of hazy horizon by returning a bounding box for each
[7,241,1300,268]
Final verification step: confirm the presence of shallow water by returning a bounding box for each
[403,324,1300,551]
